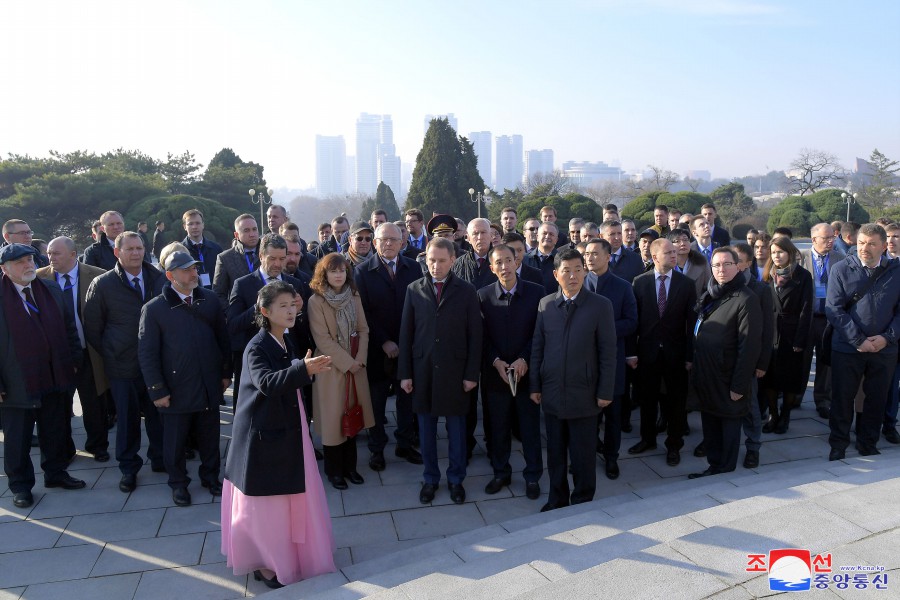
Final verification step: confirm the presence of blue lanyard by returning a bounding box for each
[24,300,40,314]
[56,273,76,292]
[244,252,255,273]
[813,253,829,283]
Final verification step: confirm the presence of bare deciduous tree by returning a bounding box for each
[647,164,680,191]
[521,170,576,197]
[785,148,845,196]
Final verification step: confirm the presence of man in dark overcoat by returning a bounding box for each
[399,237,482,506]
[530,248,617,512]
[689,247,762,478]
[139,251,232,506]
[0,244,85,508]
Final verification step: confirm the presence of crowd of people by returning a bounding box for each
[1,200,898,587]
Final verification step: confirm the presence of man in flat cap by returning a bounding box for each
[0,244,85,508]
[345,221,375,267]
[139,251,231,506]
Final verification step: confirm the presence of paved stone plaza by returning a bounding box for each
[0,379,897,599]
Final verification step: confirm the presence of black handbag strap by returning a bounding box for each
[844,265,887,311]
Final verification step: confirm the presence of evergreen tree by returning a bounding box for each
[361,182,401,222]
[406,119,486,221]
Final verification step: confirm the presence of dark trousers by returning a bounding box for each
[419,414,466,485]
[484,388,542,482]
[160,410,220,489]
[1,392,70,493]
[367,378,416,453]
[544,412,598,509]
[637,356,688,450]
[621,367,636,427]
[808,315,833,410]
[600,394,623,460]
[700,411,742,473]
[232,350,244,407]
[75,350,109,456]
[830,350,894,450]
[323,437,359,478]
[885,362,900,432]
[109,377,163,475]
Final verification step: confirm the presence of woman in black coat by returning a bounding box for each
[760,237,813,434]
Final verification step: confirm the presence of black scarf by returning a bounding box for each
[696,273,747,316]
[1,275,76,399]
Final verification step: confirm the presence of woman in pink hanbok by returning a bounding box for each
[221,281,336,588]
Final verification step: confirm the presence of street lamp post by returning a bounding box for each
[249,188,274,231]
[841,184,859,222]
[468,187,492,218]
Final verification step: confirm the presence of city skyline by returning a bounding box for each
[1,1,897,192]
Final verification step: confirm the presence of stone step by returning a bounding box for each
[283,450,899,599]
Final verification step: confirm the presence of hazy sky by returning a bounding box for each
[2,0,898,191]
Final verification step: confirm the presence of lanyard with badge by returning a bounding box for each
[194,243,211,287]
[813,253,829,300]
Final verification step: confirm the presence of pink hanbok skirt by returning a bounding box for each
[221,391,336,584]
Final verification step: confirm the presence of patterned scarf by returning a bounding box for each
[321,285,357,353]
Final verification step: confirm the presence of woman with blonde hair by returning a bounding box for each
[308,253,375,489]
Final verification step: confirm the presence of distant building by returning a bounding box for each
[316,135,347,198]
[356,113,401,197]
[525,149,554,183]
[495,134,524,192]
[560,161,624,187]
[424,113,458,134]
[684,170,711,181]
[468,131,492,188]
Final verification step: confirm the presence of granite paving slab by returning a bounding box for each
[132,562,246,600]
[393,503,486,541]
[158,502,222,536]
[90,532,205,577]
[56,508,165,547]
[0,544,103,588]
[28,488,127,520]
[0,517,69,553]
[17,574,141,600]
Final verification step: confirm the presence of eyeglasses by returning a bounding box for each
[710,262,736,270]
[9,230,33,236]
[404,219,420,224]
[376,237,400,243]
[814,236,836,242]
[355,236,372,242]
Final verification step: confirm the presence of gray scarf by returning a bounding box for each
[321,286,356,353]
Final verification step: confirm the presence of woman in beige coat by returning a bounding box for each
[309,253,375,490]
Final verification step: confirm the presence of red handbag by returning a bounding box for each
[342,372,364,438]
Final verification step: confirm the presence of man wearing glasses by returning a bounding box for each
[3,220,49,267]
[522,218,541,253]
[689,248,762,479]
[344,222,375,267]
[355,223,423,472]
[404,209,428,252]
[799,223,846,420]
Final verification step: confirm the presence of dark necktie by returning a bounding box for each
[245,250,256,272]
[132,276,143,300]
[500,291,511,302]
[564,298,573,315]
[477,257,485,270]
[434,281,444,304]
[23,286,38,315]
[703,248,712,263]
[185,296,192,306]
[62,274,76,315]
[387,260,396,280]
[610,253,618,267]
[657,274,668,317]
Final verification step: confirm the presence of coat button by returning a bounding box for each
[435,338,439,343]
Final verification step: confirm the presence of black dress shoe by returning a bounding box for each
[44,474,86,490]
[345,471,365,485]
[172,487,192,507]
[621,421,633,433]
[151,464,166,473]
[883,428,900,445]
[253,570,284,589]
[13,491,33,508]
[817,406,831,419]
[328,475,348,490]
[119,474,137,493]
[484,477,511,495]
[368,451,386,471]
[93,450,110,463]
[202,480,223,496]
[855,443,881,456]
[743,450,759,469]
[688,468,718,479]
[628,440,657,455]
[395,446,423,465]
[419,482,438,504]
[605,460,620,480]
[449,483,466,504]
[525,481,540,499]
[828,448,845,461]
[666,449,680,466]
[693,442,707,457]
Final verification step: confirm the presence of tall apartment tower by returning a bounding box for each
[315,135,347,198]
[356,113,401,197]
[495,134,524,192]
[524,149,554,183]
[468,131,493,188]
